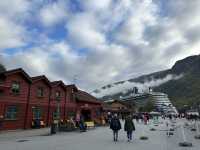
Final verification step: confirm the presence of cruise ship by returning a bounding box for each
[150,92,178,114]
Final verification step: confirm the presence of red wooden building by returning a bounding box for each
[65,85,78,119]
[0,68,103,131]
[0,68,31,130]
[25,75,51,129]
[49,81,66,123]
[75,90,102,122]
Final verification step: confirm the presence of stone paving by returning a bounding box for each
[0,128,50,141]
[0,119,200,150]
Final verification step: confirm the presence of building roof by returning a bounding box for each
[51,80,66,90]
[101,102,114,111]
[31,75,51,87]
[0,68,32,83]
[75,90,102,104]
[105,99,128,105]
[105,99,135,110]
[65,84,78,92]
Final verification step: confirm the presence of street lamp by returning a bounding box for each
[55,91,61,131]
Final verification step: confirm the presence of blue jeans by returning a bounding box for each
[127,131,133,140]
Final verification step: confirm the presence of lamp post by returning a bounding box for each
[56,96,60,131]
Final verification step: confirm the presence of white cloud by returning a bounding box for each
[92,74,183,98]
[1,0,200,92]
[0,17,26,49]
[81,0,111,11]
[0,0,30,19]
[115,0,158,46]
[66,13,106,49]
[39,0,68,27]
[0,0,30,50]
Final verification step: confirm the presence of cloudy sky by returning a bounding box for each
[0,0,200,91]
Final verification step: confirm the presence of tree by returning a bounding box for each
[141,97,155,112]
[0,63,6,73]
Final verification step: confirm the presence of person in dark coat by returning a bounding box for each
[124,115,135,141]
[110,114,121,141]
[79,115,86,132]
[0,115,3,131]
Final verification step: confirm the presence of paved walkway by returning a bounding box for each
[0,128,50,141]
[0,119,200,150]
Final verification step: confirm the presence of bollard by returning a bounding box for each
[140,136,148,140]
[150,128,156,131]
[166,121,173,137]
[179,124,192,147]
[191,121,196,131]
[50,123,57,135]
[194,121,200,139]
[140,123,148,140]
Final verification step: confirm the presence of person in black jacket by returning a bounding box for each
[124,115,135,141]
[110,114,121,142]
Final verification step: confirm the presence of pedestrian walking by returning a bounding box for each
[79,115,87,132]
[124,115,135,142]
[146,114,150,123]
[144,115,148,125]
[110,114,121,142]
[0,115,4,131]
[135,114,139,123]
[166,120,171,137]
[76,113,80,127]
[107,112,112,125]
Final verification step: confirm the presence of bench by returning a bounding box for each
[85,121,95,128]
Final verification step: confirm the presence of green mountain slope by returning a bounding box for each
[155,55,200,108]
[94,54,200,109]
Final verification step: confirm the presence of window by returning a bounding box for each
[37,87,44,97]
[32,107,42,120]
[11,81,20,94]
[0,78,4,84]
[0,89,3,96]
[68,111,75,117]
[55,91,61,99]
[53,108,60,120]
[70,93,74,102]
[5,106,18,119]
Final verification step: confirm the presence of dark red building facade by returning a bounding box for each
[75,91,102,123]
[49,81,66,124]
[0,68,102,131]
[65,85,78,119]
[25,75,51,129]
[0,69,31,130]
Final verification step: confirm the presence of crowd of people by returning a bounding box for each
[107,112,176,142]
[53,111,200,138]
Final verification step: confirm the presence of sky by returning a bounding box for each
[0,0,200,92]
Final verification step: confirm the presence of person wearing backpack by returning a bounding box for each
[110,114,121,142]
[124,115,135,142]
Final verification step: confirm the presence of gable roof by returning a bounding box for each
[75,90,102,104]
[106,99,132,106]
[0,68,32,83]
[31,75,51,87]
[51,80,66,90]
[65,84,78,92]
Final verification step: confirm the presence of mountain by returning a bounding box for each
[155,55,200,108]
[92,54,200,108]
